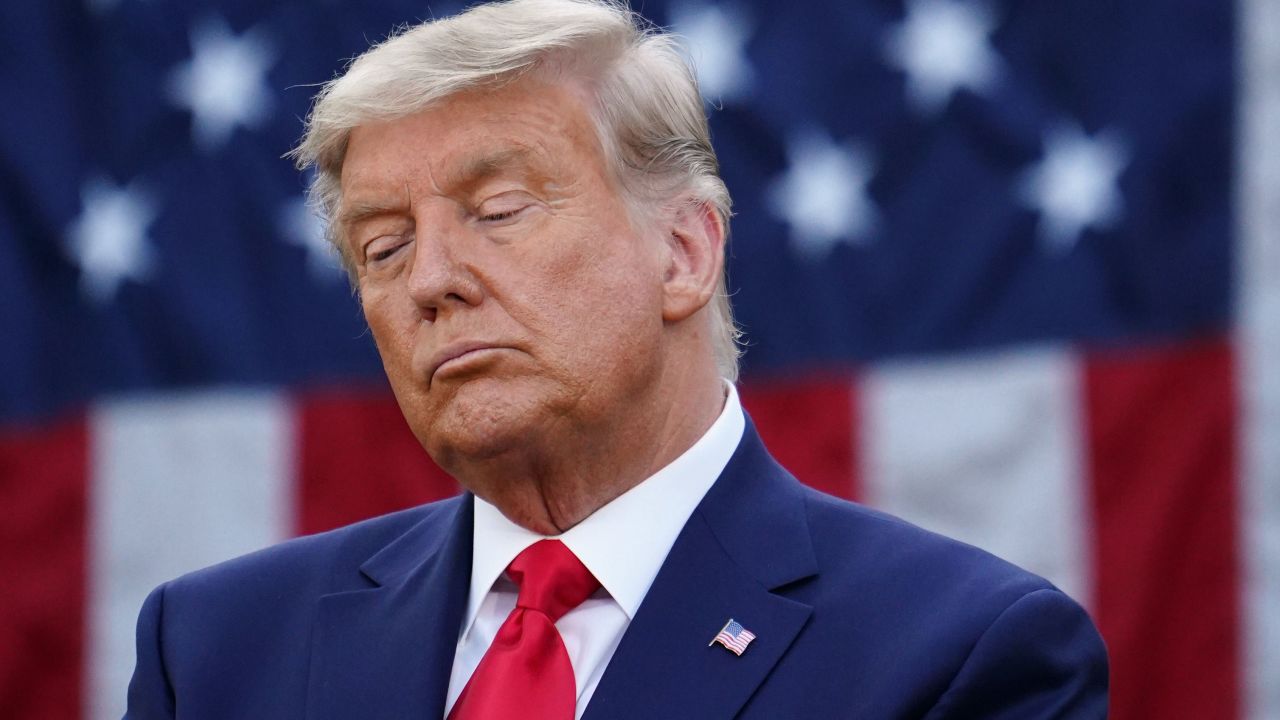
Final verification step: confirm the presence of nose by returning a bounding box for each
[405,211,484,323]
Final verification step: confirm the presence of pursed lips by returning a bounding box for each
[426,341,510,385]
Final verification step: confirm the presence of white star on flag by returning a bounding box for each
[768,131,878,258]
[670,1,755,104]
[1019,124,1129,252]
[168,17,275,151]
[884,0,1003,115]
[66,178,158,303]
[277,198,344,281]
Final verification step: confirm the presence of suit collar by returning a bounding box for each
[357,495,471,587]
[696,415,819,589]
[582,418,818,720]
[307,494,474,720]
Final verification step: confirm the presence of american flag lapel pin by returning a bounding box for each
[709,618,757,656]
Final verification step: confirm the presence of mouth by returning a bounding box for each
[427,342,512,385]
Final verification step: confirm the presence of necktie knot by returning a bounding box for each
[507,539,600,623]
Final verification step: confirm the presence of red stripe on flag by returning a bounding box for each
[0,415,87,720]
[740,374,859,501]
[1084,338,1239,719]
[294,390,459,536]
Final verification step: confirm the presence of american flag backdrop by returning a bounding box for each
[0,0,1276,718]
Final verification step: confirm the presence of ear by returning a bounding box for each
[661,200,725,323]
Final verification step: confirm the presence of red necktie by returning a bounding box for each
[449,539,601,720]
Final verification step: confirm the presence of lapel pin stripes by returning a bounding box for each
[710,619,757,656]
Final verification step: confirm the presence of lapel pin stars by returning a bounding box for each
[710,618,756,656]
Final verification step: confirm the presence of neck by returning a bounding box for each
[458,361,726,535]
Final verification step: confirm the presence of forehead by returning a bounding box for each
[339,78,606,197]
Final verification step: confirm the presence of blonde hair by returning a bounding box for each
[291,0,742,379]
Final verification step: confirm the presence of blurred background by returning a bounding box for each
[0,0,1275,718]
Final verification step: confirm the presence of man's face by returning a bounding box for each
[339,79,668,472]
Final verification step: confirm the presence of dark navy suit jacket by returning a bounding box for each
[126,420,1109,719]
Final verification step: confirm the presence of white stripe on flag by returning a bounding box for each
[1238,0,1280,716]
[860,347,1092,606]
[85,391,293,720]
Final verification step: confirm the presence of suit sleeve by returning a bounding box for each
[123,583,177,720]
[922,588,1109,719]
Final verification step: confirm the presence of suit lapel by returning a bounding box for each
[583,421,818,720]
[306,495,473,720]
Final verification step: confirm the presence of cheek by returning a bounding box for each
[534,239,663,366]
[360,287,418,372]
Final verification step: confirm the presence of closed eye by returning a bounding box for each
[365,235,412,266]
[479,206,528,223]
[371,244,405,262]
[474,189,537,225]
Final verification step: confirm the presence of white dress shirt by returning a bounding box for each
[443,382,746,719]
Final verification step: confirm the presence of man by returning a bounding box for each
[126,0,1108,717]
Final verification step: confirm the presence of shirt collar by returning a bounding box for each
[463,381,745,635]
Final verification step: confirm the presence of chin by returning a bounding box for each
[414,378,547,467]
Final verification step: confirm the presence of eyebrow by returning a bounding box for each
[337,201,406,230]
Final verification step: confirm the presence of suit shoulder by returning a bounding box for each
[799,487,1058,606]
[770,490,1107,716]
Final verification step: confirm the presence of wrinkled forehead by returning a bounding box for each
[336,79,614,211]
[354,76,600,165]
